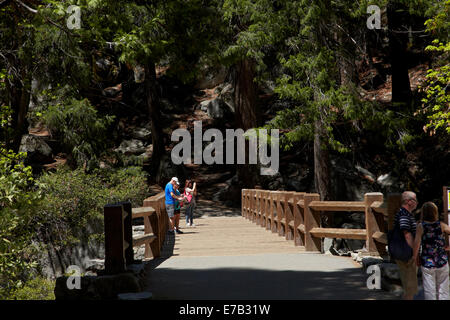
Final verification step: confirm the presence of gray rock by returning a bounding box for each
[349,212,365,225]
[200,97,234,120]
[94,57,120,83]
[260,80,276,95]
[102,84,122,97]
[323,238,334,254]
[86,259,105,271]
[361,257,384,270]
[355,165,376,183]
[131,127,152,141]
[377,173,400,193]
[381,278,403,296]
[114,139,147,155]
[339,223,365,251]
[379,263,401,281]
[218,83,235,113]
[19,134,53,163]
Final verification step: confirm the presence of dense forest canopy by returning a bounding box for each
[0,0,448,299]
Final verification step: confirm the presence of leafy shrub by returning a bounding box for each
[10,277,55,300]
[35,166,149,248]
[0,148,42,298]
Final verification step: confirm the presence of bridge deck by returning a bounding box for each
[142,211,398,300]
[170,216,304,257]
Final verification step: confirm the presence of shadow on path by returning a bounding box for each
[146,266,399,300]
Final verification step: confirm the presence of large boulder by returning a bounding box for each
[200,97,234,120]
[218,83,235,113]
[19,134,53,164]
[131,127,152,141]
[114,139,147,155]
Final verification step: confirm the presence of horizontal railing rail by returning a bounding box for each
[242,189,401,256]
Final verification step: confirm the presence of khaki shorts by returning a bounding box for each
[395,258,418,297]
[166,204,175,218]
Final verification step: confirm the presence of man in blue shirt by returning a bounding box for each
[165,177,185,234]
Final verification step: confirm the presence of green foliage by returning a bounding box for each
[259,1,357,153]
[42,97,115,169]
[9,277,55,300]
[0,143,42,298]
[35,166,148,248]
[418,0,449,134]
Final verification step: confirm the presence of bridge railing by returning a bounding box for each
[242,189,401,256]
[103,192,167,274]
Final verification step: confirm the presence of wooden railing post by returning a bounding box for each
[293,192,305,246]
[241,189,246,218]
[270,191,277,233]
[284,192,294,241]
[104,203,127,275]
[260,190,265,227]
[117,201,134,264]
[247,189,253,221]
[256,190,261,225]
[364,192,384,255]
[276,192,284,236]
[304,193,321,252]
[144,194,165,250]
[264,190,270,228]
[253,190,257,222]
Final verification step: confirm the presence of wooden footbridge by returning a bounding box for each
[102,190,402,299]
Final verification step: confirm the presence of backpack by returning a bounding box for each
[388,221,413,262]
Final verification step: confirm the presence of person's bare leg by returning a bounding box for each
[175,214,180,230]
[169,217,175,231]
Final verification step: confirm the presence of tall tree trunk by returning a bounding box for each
[387,2,412,105]
[7,15,31,153]
[336,24,359,87]
[7,73,31,153]
[313,118,331,201]
[144,62,165,182]
[233,58,259,189]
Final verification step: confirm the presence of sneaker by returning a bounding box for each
[186,222,191,227]
[168,230,175,235]
[190,223,196,227]
[175,229,184,234]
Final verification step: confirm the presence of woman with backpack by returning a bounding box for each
[184,179,197,227]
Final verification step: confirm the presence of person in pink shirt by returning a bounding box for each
[184,179,197,227]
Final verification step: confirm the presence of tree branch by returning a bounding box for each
[13,0,37,13]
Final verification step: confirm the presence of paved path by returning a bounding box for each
[143,211,399,300]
